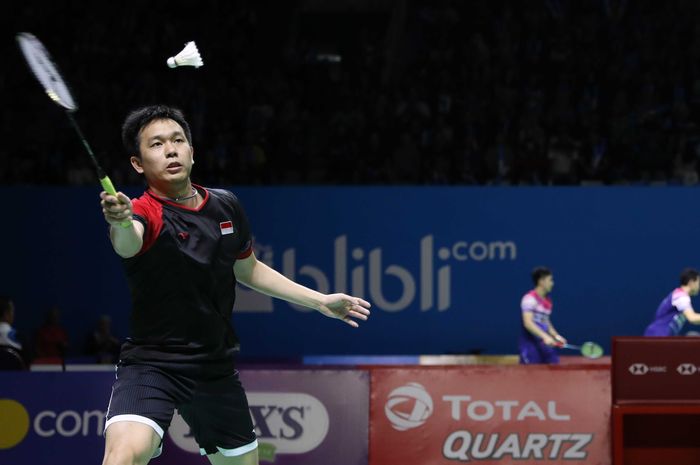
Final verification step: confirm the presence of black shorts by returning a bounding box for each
[105,363,257,457]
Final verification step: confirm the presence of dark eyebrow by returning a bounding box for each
[147,131,186,143]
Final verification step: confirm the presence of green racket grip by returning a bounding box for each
[100,175,133,229]
[100,175,118,196]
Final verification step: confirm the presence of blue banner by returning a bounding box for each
[2,187,697,357]
[0,372,113,463]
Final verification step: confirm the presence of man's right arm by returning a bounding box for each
[100,191,144,258]
[683,307,700,324]
[522,311,557,346]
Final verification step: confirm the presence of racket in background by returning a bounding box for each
[560,341,604,359]
[16,32,130,226]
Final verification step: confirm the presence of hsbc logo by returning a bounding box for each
[385,383,434,431]
[628,363,667,375]
[629,364,649,375]
[677,364,698,375]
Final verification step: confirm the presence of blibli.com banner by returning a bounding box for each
[0,370,368,465]
[370,366,611,465]
[3,187,698,356]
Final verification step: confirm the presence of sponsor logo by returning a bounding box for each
[32,409,105,438]
[629,363,649,375]
[0,398,106,450]
[1,391,329,457]
[677,363,698,375]
[385,383,434,431]
[248,392,329,454]
[441,396,570,422]
[0,399,30,449]
[169,392,329,456]
[237,235,517,313]
[629,363,667,375]
[383,384,596,462]
[443,431,593,462]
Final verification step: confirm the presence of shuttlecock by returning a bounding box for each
[167,41,203,68]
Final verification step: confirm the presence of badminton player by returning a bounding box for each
[518,266,567,364]
[98,105,371,465]
[644,268,700,336]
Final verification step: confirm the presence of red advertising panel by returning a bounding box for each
[370,366,610,465]
[613,337,700,404]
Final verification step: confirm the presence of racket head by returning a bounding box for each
[16,32,77,111]
[580,341,604,359]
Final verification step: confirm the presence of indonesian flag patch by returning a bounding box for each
[220,221,235,235]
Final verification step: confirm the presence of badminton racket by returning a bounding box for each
[559,341,604,359]
[16,32,130,226]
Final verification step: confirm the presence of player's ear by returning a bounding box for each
[130,155,144,174]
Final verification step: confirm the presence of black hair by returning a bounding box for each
[680,268,700,286]
[531,267,552,286]
[121,105,192,157]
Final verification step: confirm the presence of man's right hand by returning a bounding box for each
[100,191,133,227]
[542,335,558,346]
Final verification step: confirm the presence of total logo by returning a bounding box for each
[384,383,572,432]
[382,384,594,462]
[385,383,434,431]
[170,392,329,455]
[237,235,517,313]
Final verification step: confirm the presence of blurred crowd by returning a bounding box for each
[0,296,120,369]
[4,0,700,186]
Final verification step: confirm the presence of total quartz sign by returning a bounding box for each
[370,366,611,465]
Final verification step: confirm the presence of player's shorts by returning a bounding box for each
[105,362,257,457]
[643,323,673,336]
[518,337,560,364]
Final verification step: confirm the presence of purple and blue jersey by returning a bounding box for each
[521,290,552,334]
[644,288,692,336]
[519,290,558,364]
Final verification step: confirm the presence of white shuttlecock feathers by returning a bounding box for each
[167,41,203,68]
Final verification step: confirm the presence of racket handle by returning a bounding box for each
[100,175,133,228]
[100,175,117,196]
[562,343,581,350]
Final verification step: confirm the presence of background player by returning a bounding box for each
[644,268,700,336]
[519,266,567,364]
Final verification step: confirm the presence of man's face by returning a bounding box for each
[690,278,700,296]
[540,275,554,293]
[130,119,193,185]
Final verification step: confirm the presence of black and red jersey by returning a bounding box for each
[119,185,252,372]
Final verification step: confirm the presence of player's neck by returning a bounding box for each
[534,287,548,298]
[150,181,201,207]
[150,179,193,199]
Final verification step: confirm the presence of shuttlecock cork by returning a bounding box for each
[167,41,203,68]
